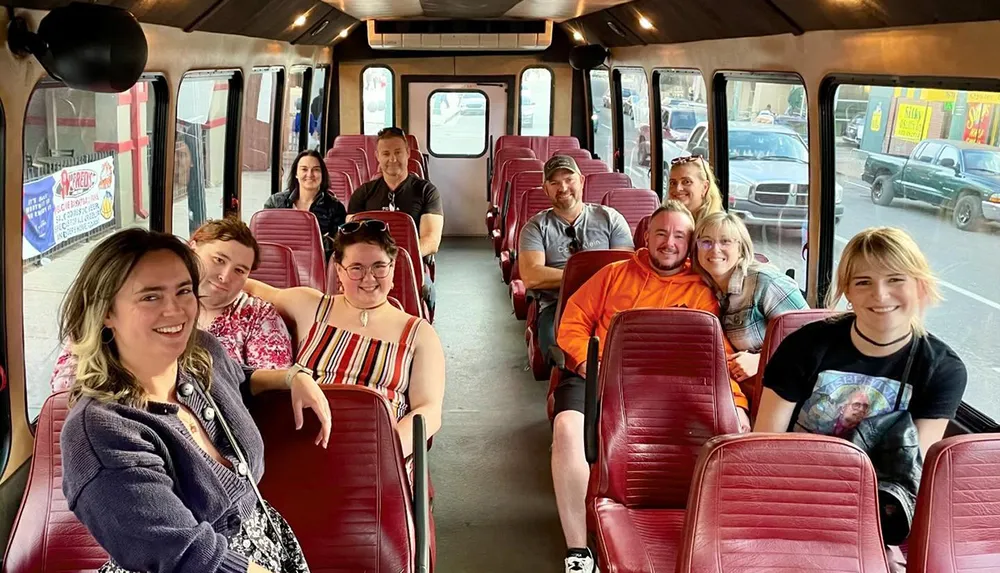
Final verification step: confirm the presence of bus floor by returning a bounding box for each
[431,237,564,571]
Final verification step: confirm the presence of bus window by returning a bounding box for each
[834,82,1000,421]
[723,77,812,292]
[428,90,487,157]
[619,68,649,189]
[362,66,394,135]
[520,67,552,136]
[589,69,613,169]
[655,69,708,195]
[308,66,327,152]
[283,68,307,180]
[241,68,282,222]
[173,74,237,239]
[22,80,161,420]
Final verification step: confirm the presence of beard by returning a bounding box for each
[649,250,685,273]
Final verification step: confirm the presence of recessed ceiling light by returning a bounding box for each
[638,16,654,30]
[572,30,584,42]
[293,14,307,27]
[339,28,350,38]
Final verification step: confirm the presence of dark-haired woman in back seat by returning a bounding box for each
[264,149,347,259]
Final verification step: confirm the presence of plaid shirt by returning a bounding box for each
[719,261,809,353]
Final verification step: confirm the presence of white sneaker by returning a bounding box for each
[564,551,598,573]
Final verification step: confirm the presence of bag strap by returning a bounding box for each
[895,335,920,411]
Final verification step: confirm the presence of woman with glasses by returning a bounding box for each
[264,150,347,259]
[667,155,723,223]
[245,220,445,457]
[691,211,808,382]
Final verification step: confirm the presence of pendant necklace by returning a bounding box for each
[342,296,390,327]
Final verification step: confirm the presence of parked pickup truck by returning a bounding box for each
[862,138,1000,231]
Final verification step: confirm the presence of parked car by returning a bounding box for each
[862,138,1000,231]
[843,114,864,145]
[677,121,844,230]
[458,93,486,115]
[634,104,707,167]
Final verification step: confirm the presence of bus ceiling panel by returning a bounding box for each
[11,0,208,29]
[418,0,522,19]
[197,0,352,43]
[504,0,633,22]
[770,0,1000,32]
[322,0,632,21]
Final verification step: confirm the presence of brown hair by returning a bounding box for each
[377,126,408,146]
[190,216,261,270]
[331,220,400,264]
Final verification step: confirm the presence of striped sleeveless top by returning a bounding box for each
[297,295,422,420]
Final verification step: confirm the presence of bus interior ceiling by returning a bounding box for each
[2,0,1000,570]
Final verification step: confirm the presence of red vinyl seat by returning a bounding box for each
[495,135,579,163]
[587,308,742,573]
[488,148,537,233]
[600,188,659,233]
[544,136,581,158]
[748,309,838,422]
[582,172,632,204]
[509,186,558,321]
[334,134,378,175]
[409,148,426,176]
[497,170,544,280]
[677,433,890,573]
[632,215,650,249]
[250,209,327,291]
[251,385,430,573]
[323,156,360,192]
[350,210,432,322]
[490,158,544,255]
[328,169,353,204]
[250,241,299,289]
[327,249,424,319]
[577,159,612,178]
[3,391,110,573]
[327,146,371,183]
[907,434,1000,573]
[526,249,632,382]
[408,158,425,179]
[551,148,593,162]
[406,133,419,151]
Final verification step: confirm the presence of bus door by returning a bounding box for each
[407,80,508,236]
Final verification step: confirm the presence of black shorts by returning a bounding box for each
[553,371,586,415]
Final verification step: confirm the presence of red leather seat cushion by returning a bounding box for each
[250,241,299,289]
[577,159,612,177]
[601,188,659,233]
[583,172,632,204]
[323,156,360,192]
[327,146,370,183]
[633,215,650,249]
[551,148,592,163]
[328,170,352,204]
[250,209,326,291]
[590,501,683,573]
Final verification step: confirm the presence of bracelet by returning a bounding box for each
[283,363,305,389]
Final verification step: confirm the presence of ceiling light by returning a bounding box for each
[572,30,584,42]
[339,28,350,38]
[638,15,653,30]
[293,14,307,27]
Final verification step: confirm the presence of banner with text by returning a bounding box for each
[23,156,116,259]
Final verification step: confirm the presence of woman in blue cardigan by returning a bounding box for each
[59,228,331,573]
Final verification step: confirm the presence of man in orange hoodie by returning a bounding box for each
[551,200,750,573]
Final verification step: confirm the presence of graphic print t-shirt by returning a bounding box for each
[762,314,967,437]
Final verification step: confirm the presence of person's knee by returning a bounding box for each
[552,411,585,457]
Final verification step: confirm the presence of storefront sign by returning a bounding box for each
[893,103,931,142]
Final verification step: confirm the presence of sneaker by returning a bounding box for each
[564,552,598,573]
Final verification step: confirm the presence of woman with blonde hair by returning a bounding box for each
[666,155,723,223]
[754,226,967,458]
[691,211,807,382]
[59,228,332,573]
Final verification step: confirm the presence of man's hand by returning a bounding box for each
[727,351,761,382]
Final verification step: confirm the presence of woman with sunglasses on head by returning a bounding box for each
[244,220,445,457]
[691,211,808,382]
[264,150,347,259]
[667,155,724,223]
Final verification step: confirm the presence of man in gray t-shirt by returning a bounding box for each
[518,155,633,365]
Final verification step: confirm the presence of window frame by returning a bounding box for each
[360,64,396,136]
[310,65,330,153]
[612,66,649,177]
[820,73,1000,433]
[426,88,489,159]
[517,65,554,136]
[246,66,286,205]
[288,65,311,157]
[652,68,707,198]
[585,67,611,163]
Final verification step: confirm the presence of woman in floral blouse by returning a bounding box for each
[50,217,293,391]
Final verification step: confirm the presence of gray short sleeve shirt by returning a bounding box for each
[518,204,634,308]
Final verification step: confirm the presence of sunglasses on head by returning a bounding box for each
[339,219,389,235]
[671,154,709,179]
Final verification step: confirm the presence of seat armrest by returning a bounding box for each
[412,415,431,572]
[583,336,600,465]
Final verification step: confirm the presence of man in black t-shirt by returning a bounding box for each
[348,127,444,310]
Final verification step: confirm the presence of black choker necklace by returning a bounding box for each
[853,320,911,348]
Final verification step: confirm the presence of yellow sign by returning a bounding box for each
[968,91,1000,105]
[921,88,958,103]
[894,103,931,142]
[871,103,883,132]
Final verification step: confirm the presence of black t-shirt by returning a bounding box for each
[348,174,443,228]
[763,314,967,437]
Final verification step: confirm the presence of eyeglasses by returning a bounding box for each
[565,225,582,254]
[696,237,738,251]
[340,219,389,235]
[377,127,406,138]
[338,261,394,281]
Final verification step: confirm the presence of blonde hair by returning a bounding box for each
[60,228,213,408]
[691,211,756,291]
[825,227,941,335]
[668,157,723,223]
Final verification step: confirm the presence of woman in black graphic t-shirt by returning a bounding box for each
[754,227,967,459]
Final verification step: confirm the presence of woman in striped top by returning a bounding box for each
[246,219,444,457]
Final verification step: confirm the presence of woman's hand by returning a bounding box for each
[289,372,332,448]
[727,351,761,382]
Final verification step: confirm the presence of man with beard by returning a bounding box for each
[519,155,634,366]
[550,200,749,573]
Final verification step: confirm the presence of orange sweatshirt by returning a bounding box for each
[556,248,748,410]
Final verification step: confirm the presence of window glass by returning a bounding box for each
[520,67,552,136]
[241,69,280,222]
[834,83,1000,421]
[22,81,158,420]
[173,76,231,239]
[619,68,650,189]
[656,70,709,192]
[937,145,960,167]
[589,69,613,169]
[308,66,327,151]
[283,69,307,180]
[428,91,487,157]
[724,78,811,293]
[362,66,394,135]
[917,142,943,162]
